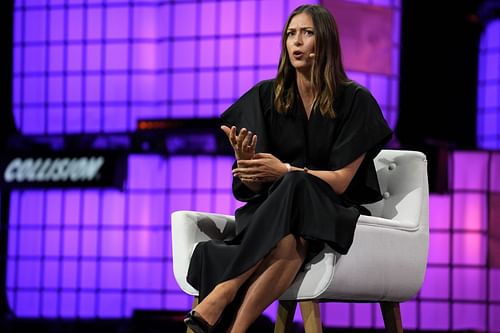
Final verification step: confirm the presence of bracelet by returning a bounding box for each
[284,163,291,172]
[303,167,309,173]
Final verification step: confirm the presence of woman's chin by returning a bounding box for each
[292,63,313,73]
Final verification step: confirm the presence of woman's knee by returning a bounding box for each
[271,234,306,259]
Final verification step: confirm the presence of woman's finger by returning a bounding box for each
[250,135,257,149]
[221,125,231,137]
[230,126,238,146]
[236,159,260,167]
[242,131,253,149]
[233,166,261,175]
[239,175,261,182]
[236,128,247,151]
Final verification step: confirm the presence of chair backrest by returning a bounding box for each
[364,150,428,229]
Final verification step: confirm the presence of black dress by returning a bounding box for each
[186,79,392,331]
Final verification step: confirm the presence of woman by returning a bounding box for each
[185,4,392,333]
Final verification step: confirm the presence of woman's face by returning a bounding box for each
[286,12,315,72]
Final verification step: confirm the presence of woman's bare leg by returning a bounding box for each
[191,259,262,326]
[228,234,308,333]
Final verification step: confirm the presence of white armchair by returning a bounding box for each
[171,150,429,333]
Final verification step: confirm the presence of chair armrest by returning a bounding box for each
[171,210,236,295]
[358,215,420,232]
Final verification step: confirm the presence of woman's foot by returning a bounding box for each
[184,310,213,333]
[190,284,235,327]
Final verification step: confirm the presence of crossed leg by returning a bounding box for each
[190,234,308,331]
[228,234,308,333]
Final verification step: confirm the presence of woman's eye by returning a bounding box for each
[304,30,314,36]
[287,31,295,37]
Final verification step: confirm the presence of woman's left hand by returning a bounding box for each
[233,153,288,183]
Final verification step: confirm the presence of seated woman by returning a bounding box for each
[184,4,392,333]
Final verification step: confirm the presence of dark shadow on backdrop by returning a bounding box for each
[396,0,484,193]
[0,0,15,318]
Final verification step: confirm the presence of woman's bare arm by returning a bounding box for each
[233,153,365,195]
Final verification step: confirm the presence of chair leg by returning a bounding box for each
[186,297,199,333]
[380,302,403,333]
[274,301,297,333]
[299,300,323,333]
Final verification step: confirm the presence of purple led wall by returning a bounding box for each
[477,20,500,149]
[421,152,500,332]
[20,1,500,332]
[7,155,237,317]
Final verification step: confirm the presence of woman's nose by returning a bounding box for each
[294,35,302,45]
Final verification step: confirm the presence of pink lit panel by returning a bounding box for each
[133,7,158,39]
[128,156,168,190]
[420,267,449,299]
[490,193,500,266]
[353,303,375,327]
[427,232,450,264]
[453,233,487,265]
[452,268,487,300]
[400,301,417,329]
[420,302,449,330]
[165,293,192,311]
[169,157,194,189]
[195,193,213,213]
[452,193,488,231]
[98,292,123,317]
[452,303,486,331]
[322,303,351,327]
[491,305,500,332]
[127,230,166,259]
[491,154,500,191]
[127,193,167,227]
[126,262,164,290]
[452,152,489,190]
[101,191,126,226]
[323,0,393,75]
[124,293,162,315]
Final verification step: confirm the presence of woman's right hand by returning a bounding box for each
[221,125,257,160]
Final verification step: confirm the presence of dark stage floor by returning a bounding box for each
[0,312,484,333]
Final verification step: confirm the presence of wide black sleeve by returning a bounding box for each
[329,86,393,204]
[220,80,274,202]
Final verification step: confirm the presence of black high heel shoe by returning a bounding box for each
[184,310,215,333]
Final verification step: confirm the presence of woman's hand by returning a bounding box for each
[221,125,257,161]
[232,153,288,183]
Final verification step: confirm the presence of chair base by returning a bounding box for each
[275,300,403,333]
[187,297,404,333]
[274,301,297,333]
[380,302,403,333]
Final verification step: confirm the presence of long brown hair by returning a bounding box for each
[274,5,349,118]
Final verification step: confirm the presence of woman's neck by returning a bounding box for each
[296,71,315,117]
[296,71,313,95]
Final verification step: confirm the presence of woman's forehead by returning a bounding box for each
[288,13,314,29]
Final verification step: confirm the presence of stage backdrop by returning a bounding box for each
[9,0,500,332]
[477,19,500,149]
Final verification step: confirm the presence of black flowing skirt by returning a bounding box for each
[186,171,361,331]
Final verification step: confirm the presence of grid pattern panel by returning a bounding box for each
[7,155,238,317]
[419,151,500,332]
[13,0,164,133]
[477,19,500,149]
[12,0,400,134]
